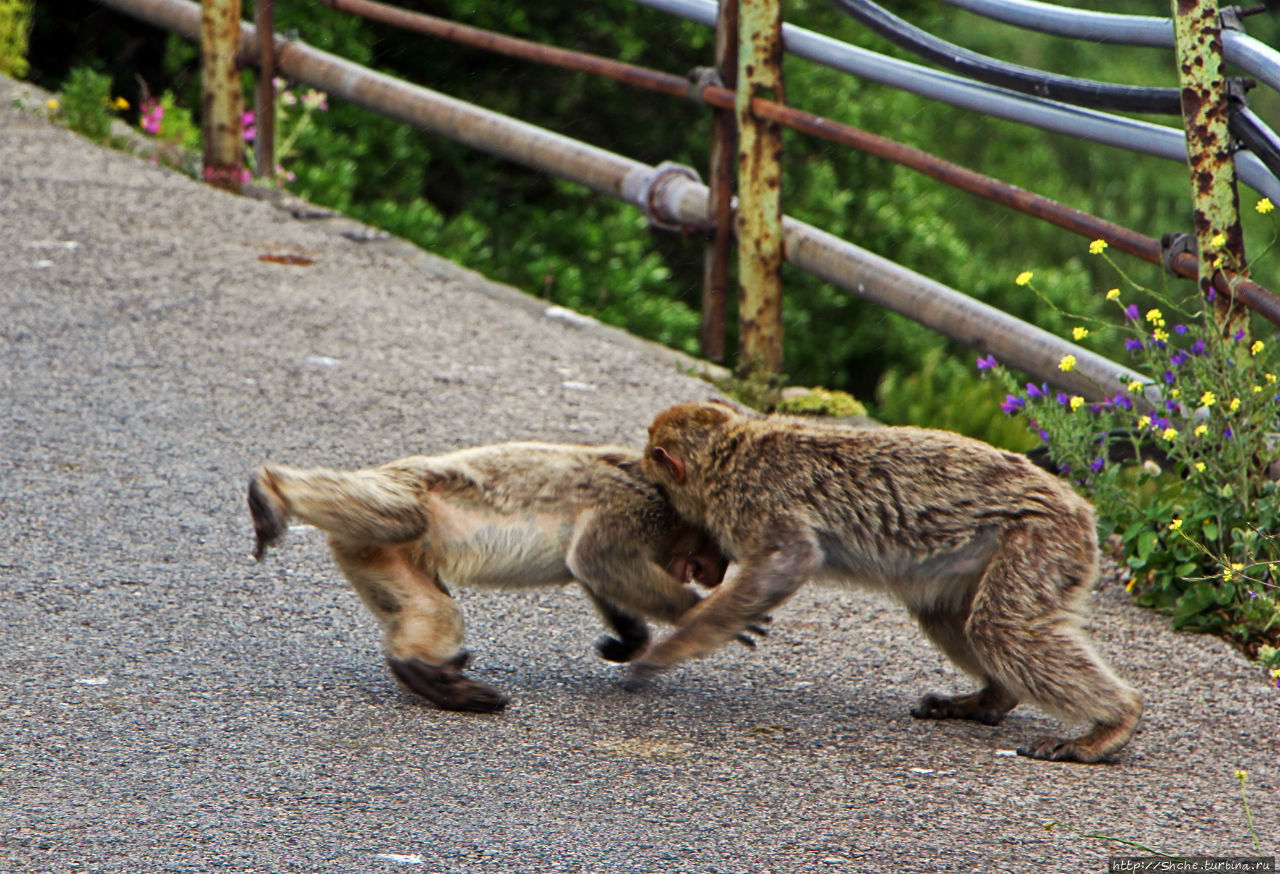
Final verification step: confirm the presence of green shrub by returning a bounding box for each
[0,0,31,78]
[59,66,119,141]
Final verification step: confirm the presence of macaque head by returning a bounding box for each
[664,525,729,588]
[643,401,737,487]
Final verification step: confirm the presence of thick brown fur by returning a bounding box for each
[629,402,1142,764]
[249,442,733,713]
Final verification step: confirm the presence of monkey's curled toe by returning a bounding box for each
[631,401,1143,764]
[248,442,734,712]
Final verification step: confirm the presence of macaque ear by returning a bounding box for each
[649,446,685,483]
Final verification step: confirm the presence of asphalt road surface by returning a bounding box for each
[2,75,1276,873]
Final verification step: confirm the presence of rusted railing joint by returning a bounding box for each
[640,162,709,232]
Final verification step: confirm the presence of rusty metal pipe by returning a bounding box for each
[315,0,692,99]
[84,0,1193,396]
[301,0,1280,328]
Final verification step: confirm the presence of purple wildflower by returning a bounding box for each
[1190,338,1207,356]
[1224,426,1234,439]
[1057,462,1071,475]
[1170,349,1189,367]
[1056,392,1070,406]
[1164,400,1181,413]
[1174,324,1188,336]
[1113,394,1134,411]
[1125,304,1140,320]
[1124,337,1144,352]
[976,354,998,371]
[1155,416,1170,430]
[1234,329,1247,342]
[1089,457,1106,473]
[1000,395,1025,415]
[1163,370,1176,384]
[1207,287,1216,302]
[1026,382,1048,399]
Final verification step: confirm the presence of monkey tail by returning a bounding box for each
[253,463,431,548]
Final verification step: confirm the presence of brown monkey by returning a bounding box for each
[628,401,1142,764]
[248,442,740,713]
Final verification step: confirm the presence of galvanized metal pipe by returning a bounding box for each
[93,0,1145,397]
[938,0,1280,98]
[296,0,1280,325]
[631,0,1280,202]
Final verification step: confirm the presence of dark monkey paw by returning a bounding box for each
[387,656,509,713]
[596,634,645,663]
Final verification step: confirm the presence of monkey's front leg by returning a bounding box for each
[623,532,822,691]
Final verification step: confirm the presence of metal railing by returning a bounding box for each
[91,0,1280,400]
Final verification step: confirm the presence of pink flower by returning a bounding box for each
[242,110,257,143]
[140,99,164,135]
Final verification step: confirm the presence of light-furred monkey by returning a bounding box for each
[248,441,747,714]
[629,401,1142,764]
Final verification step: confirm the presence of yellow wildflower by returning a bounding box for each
[1153,329,1169,343]
[1229,397,1241,413]
[1169,519,1183,531]
[1069,395,1084,411]
[1072,326,1089,341]
[1224,566,1234,582]
[1194,424,1209,437]
[1161,427,1178,441]
[1129,380,1145,394]
[1145,308,1163,324]
[1194,462,1206,472]
[1267,373,1278,384]
[1254,385,1263,394]
[1258,197,1275,215]
[1212,255,1224,268]
[1089,239,1108,255]
[1125,577,1137,593]
[1058,355,1076,372]
[1015,271,1033,286]
[1211,232,1226,248]
[1105,288,1120,301]
[1170,388,1181,399]
[46,98,59,110]
[112,96,129,110]
[1251,340,1264,356]
[1200,391,1217,407]
[1235,770,1247,781]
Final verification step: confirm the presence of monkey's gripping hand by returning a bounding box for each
[598,616,770,664]
[387,651,510,713]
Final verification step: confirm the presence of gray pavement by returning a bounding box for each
[2,74,1277,873]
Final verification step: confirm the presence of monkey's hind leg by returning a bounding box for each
[329,540,509,714]
[967,529,1142,764]
[910,605,1019,726]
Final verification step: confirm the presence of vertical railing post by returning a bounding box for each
[735,0,785,375]
[201,0,244,191]
[253,0,276,180]
[1170,0,1248,335]
[699,0,739,364]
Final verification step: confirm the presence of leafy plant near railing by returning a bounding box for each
[51,66,128,142]
[980,210,1280,666]
[0,0,31,78]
